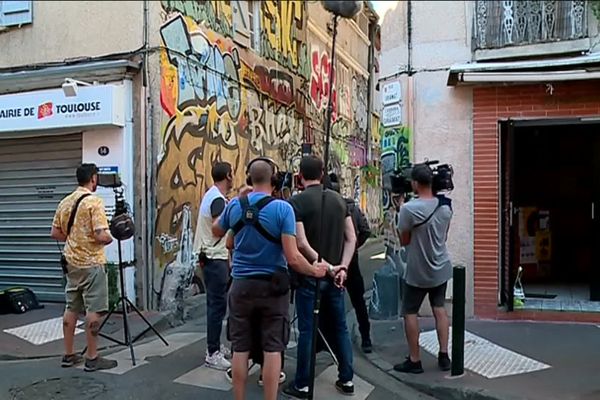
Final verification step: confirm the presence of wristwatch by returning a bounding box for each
[327,264,334,275]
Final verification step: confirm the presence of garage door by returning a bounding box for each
[0,134,82,302]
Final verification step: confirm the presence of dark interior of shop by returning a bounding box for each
[512,123,600,310]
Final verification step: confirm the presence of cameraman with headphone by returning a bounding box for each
[213,157,328,400]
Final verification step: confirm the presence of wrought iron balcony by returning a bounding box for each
[473,1,588,50]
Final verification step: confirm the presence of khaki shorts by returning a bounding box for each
[65,266,108,314]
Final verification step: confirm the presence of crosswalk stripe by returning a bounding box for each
[86,332,204,375]
[174,364,260,391]
[419,329,551,378]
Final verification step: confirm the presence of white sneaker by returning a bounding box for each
[205,350,231,371]
[220,344,232,359]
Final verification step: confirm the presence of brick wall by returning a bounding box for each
[473,81,600,317]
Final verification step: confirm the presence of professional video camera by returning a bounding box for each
[388,160,454,197]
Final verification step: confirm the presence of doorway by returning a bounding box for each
[501,120,600,312]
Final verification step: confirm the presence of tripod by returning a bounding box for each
[82,184,168,366]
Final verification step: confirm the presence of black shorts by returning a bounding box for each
[227,278,290,353]
[402,282,448,315]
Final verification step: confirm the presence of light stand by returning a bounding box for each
[82,183,168,366]
[308,2,362,398]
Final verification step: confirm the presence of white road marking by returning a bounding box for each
[314,365,375,399]
[419,329,551,378]
[95,332,204,375]
[3,317,84,345]
[175,363,260,391]
[370,252,385,260]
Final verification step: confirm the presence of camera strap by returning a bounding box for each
[67,194,92,236]
[413,198,442,229]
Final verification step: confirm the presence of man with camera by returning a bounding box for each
[51,163,117,372]
[213,157,328,400]
[394,163,453,374]
[194,161,234,371]
[283,156,357,398]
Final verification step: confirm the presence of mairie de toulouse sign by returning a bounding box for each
[0,84,125,133]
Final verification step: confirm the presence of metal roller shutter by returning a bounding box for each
[0,133,82,302]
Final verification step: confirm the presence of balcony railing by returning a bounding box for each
[473,1,588,50]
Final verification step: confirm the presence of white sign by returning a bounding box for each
[382,103,403,127]
[0,85,125,133]
[382,81,402,105]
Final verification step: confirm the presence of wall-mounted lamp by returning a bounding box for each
[62,78,97,97]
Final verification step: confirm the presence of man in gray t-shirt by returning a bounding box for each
[394,164,453,375]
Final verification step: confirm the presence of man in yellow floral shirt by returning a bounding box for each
[51,163,117,372]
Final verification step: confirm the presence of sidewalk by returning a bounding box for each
[352,315,600,400]
[0,296,204,360]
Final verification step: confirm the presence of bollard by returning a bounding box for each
[451,265,465,376]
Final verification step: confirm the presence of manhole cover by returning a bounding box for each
[10,376,106,400]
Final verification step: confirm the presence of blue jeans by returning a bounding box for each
[294,280,354,388]
[204,259,229,354]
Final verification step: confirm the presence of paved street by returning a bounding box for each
[0,241,438,400]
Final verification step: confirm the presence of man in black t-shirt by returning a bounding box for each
[283,156,358,398]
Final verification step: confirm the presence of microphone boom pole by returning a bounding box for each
[307,12,339,400]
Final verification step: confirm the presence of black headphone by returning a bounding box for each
[246,156,279,187]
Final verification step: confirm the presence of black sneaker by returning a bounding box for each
[335,380,355,396]
[438,352,451,371]
[361,338,373,354]
[282,383,309,399]
[393,357,424,374]
[258,371,286,386]
[84,356,118,372]
[61,354,83,368]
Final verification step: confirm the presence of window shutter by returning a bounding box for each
[232,0,251,48]
[0,1,33,27]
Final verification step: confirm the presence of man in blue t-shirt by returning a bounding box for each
[213,159,328,400]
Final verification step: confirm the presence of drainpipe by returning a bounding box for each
[366,15,375,163]
[406,0,415,158]
[141,0,155,311]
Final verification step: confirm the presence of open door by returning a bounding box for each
[500,120,519,311]
[591,132,600,301]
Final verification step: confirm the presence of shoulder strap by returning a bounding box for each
[67,193,91,236]
[231,196,280,243]
[413,199,441,229]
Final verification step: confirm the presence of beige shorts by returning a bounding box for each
[65,266,108,314]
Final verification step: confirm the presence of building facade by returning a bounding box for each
[381,0,600,321]
[0,1,380,311]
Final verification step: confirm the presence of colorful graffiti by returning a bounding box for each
[156,7,308,307]
[380,125,413,249]
[260,0,310,79]
[310,46,337,121]
[161,0,233,38]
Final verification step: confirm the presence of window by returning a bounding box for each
[0,0,32,27]
[232,0,260,51]
[248,0,261,51]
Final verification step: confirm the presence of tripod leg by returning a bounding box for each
[126,298,169,346]
[121,294,136,366]
[318,328,339,366]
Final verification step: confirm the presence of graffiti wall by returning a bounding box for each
[156,1,309,310]
[380,124,412,250]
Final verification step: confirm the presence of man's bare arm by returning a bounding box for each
[212,218,227,238]
[94,228,113,245]
[50,226,67,242]
[340,215,357,268]
[282,234,327,278]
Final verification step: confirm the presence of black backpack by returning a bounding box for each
[0,287,44,314]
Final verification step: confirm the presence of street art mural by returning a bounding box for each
[380,124,412,250]
[310,46,337,122]
[260,0,310,80]
[156,5,307,311]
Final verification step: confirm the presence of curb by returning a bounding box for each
[347,313,518,400]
